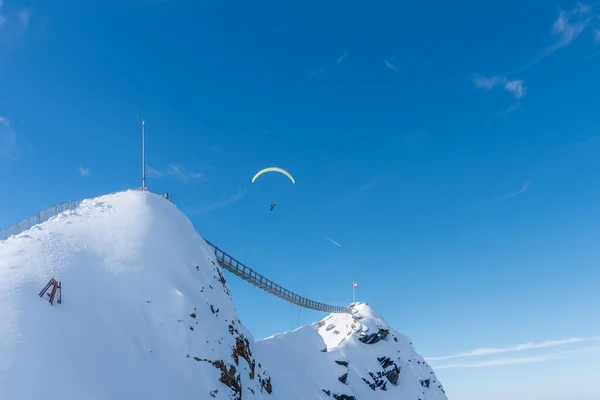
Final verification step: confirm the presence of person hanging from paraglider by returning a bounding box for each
[251,167,295,213]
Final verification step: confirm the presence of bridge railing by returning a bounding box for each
[1,200,82,241]
[0,189,351,314]
[204,240,351,314]
[0,188,152,241]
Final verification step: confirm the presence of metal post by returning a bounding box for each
[141,120,146,191]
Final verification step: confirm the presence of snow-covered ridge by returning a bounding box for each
[1,189,350,314]
[0,190,447,399]
[257,302,447,400]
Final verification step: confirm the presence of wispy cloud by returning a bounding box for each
[336,52,348,65]
[146,163,206,182]
[545,3,593,55]
[512,3,595,72]
[473,74,526,118]
[582,48,600,60]
[308,67,325,79]
[0,0,6,27]
[17,9,29,29]
[78,166,90,177]
[426,336,600,361]
[432,345,600,370]
[187,188,247,215]
[0,1,31,32]
[479,180,531,204]
[166,164,205,181]
[146,165,165,178]
[472,74,526,100]
[385,59,399,73]
[325,177,384,207]
[0,116,19,160]
[326,237,342,247]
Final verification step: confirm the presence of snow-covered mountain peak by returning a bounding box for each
[255,301,448,399]
[315,302,392,349]
[0,190,272,400]
[0,190,447,400]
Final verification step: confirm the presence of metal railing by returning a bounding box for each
[1,200,82,240]
[205,240,351,314]
[0,189,351,314]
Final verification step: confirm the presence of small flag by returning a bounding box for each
[353,282,357,288]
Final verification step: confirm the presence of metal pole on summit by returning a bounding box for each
[352,281,357,303]
[141,120,146,191]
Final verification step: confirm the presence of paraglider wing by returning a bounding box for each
[251,167,295,184]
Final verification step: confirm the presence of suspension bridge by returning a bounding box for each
[0,189,352,314]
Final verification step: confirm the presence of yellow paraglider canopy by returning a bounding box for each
[252,167,295,184]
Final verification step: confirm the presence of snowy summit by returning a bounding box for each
[0,190,446,400]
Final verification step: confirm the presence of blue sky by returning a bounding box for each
[1,0,600,398]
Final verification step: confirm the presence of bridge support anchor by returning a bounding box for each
[39,278,61,305]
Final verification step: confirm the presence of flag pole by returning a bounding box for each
[141,120,146,191]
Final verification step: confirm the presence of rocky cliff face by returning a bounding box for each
[256,302,447,400]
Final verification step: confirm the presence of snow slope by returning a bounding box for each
[0,190,272,400]
[256,302,448,400]
[0,189,446,400]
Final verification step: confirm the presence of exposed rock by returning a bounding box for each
[362,377,376,391]
[385,363,400,386]
[358,327,390,344]
[368,371,388,391]
[377,356,394,369]
[259,376,272,394]
[338,372,348,384]
[420,378,431,388]
[211,359,241,399]
[322,389,331,396]
[334,360,349,367]
[326,324,335,331]
[214,266,231,297]
[232,336,255,379]
[360,356,401,391]
[333,394,356,400]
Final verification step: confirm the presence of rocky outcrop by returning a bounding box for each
[321,389,357,400]
[187,294,271,399]
[358,327,390,344]
[259,375,272,394]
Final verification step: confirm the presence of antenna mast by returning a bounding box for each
[141,120,146,191]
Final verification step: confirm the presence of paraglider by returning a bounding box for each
[251,167,295,184]
[252,167,294,211]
